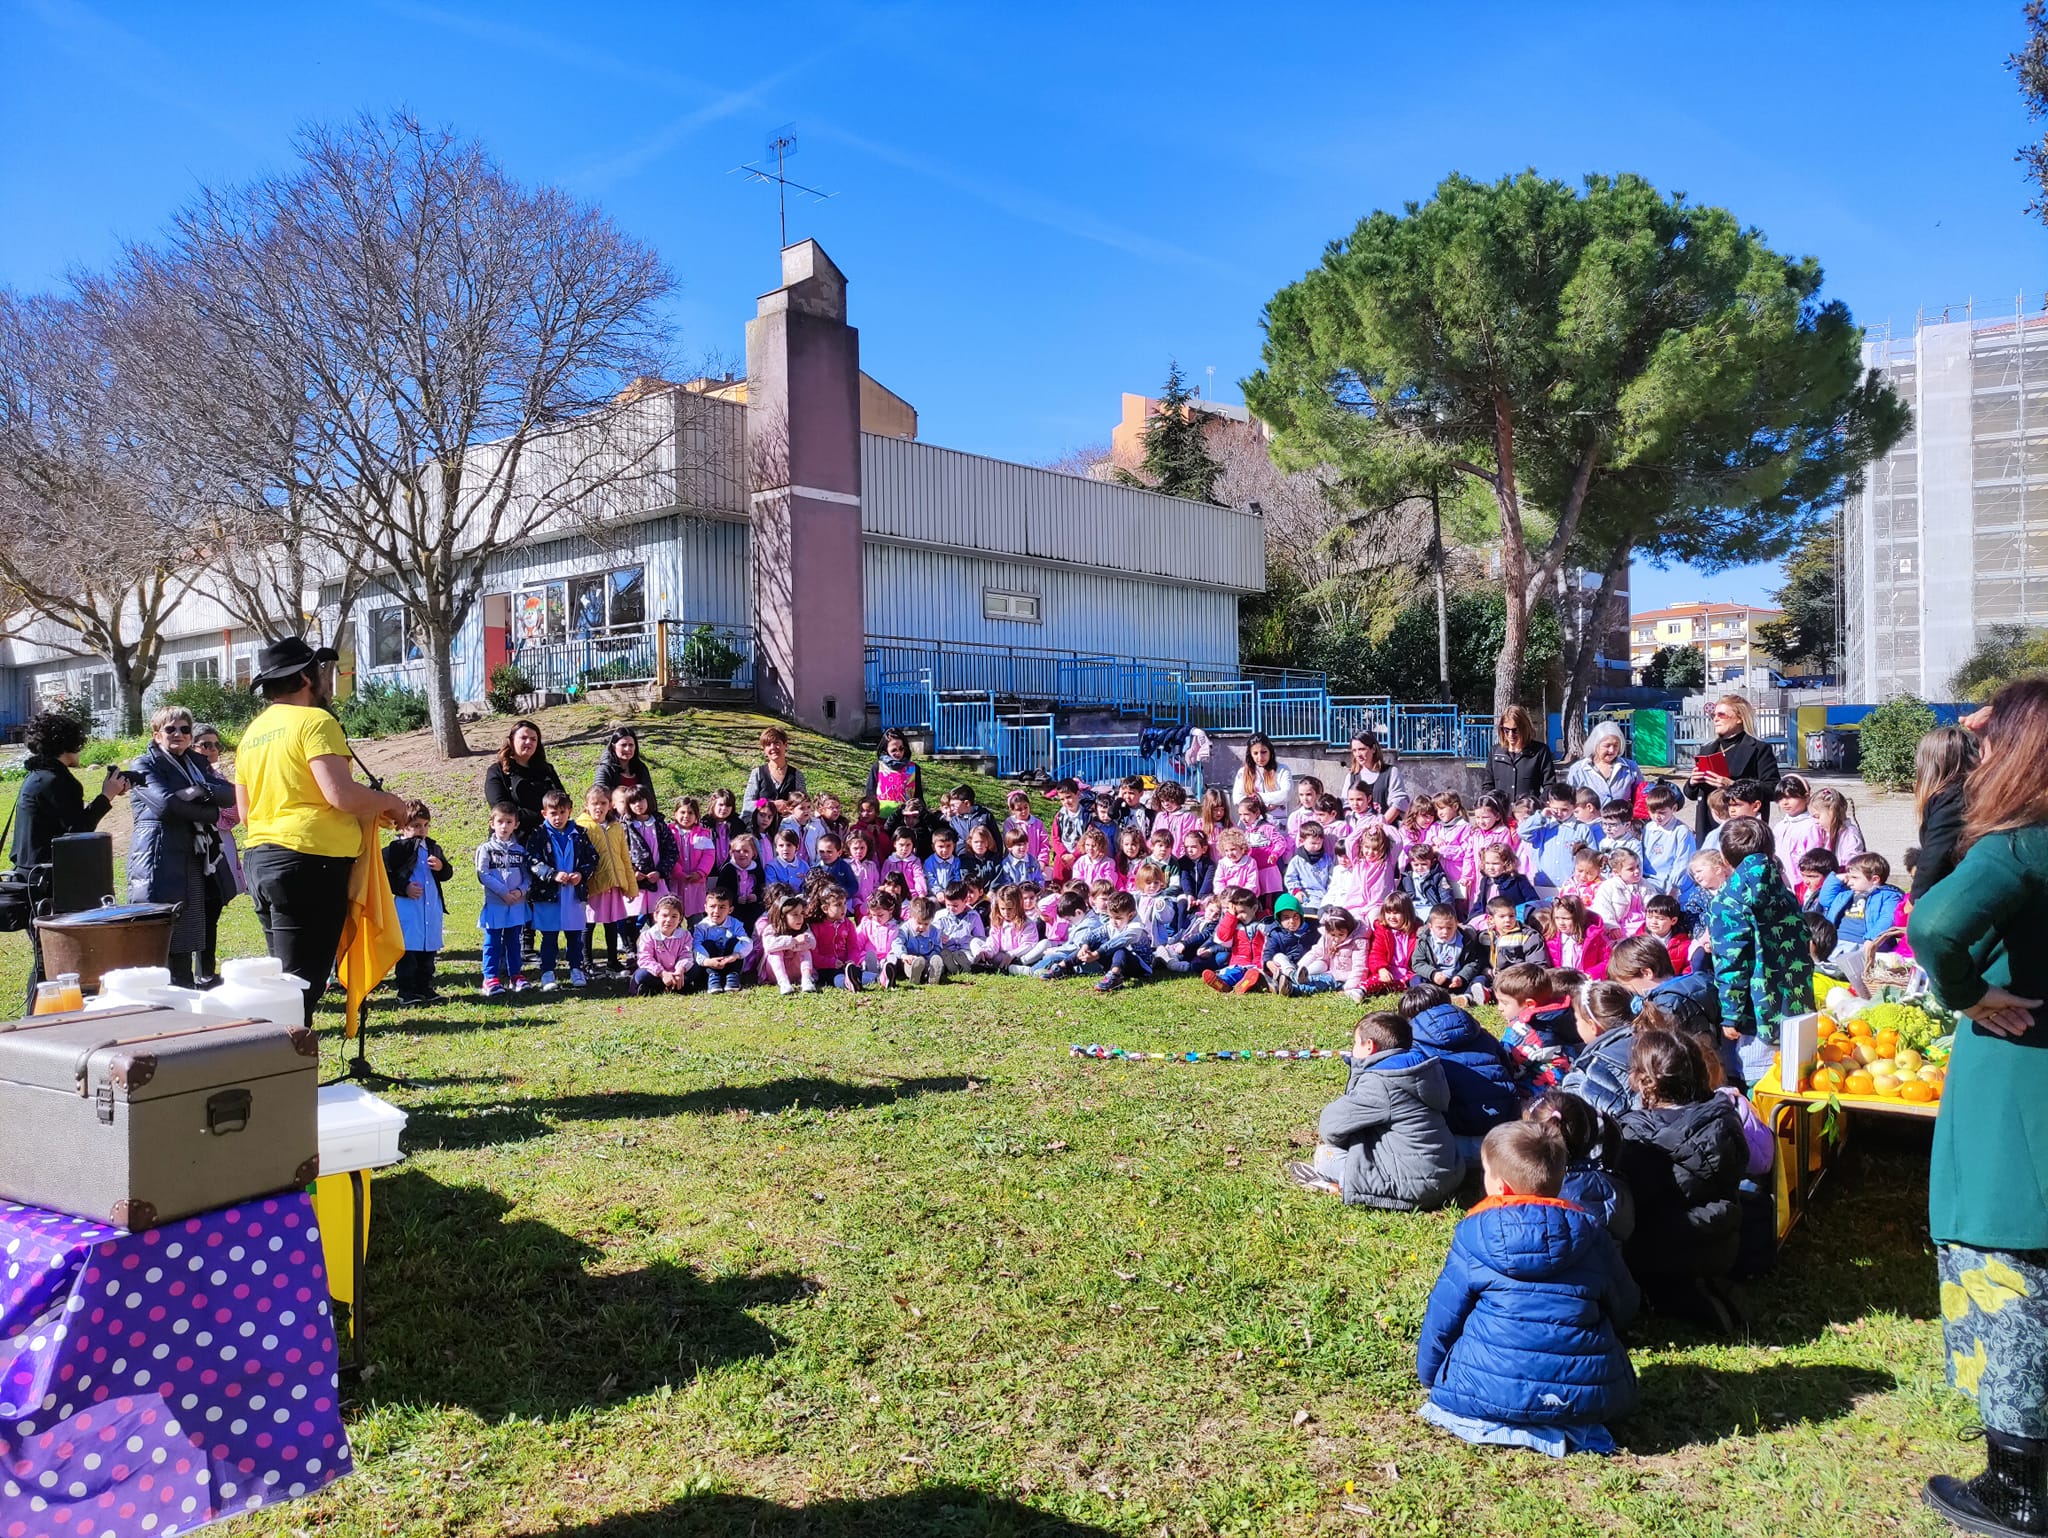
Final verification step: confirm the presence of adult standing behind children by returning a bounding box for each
[236,637,412,1027]
[1905,678,2048,1538]
[1345,733,1411,816]
[591,727,661,799]
[1686,695,1781,839]
[483,720,567,838]
[867,728,923,818]
[1483,706,1555,802]
[1231,734,1292,821]
[1566,722,1643,806]
[742,726,806,812]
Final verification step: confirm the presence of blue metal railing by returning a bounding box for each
[1181,680,1258,733]
[932,692,999,754]
[977,716,1055,777]
[1256,686,1329,743]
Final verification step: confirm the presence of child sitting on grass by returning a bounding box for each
[1415,1119,1638,1457]
[1640,892,1697,976]
[1285,1011,1465,1211]
[1202,887,1267,993]
[1259,894,1313,993]
[1525,1090,1634,1243]
[1293,905,1368,998]
[890,896,945,983]
[1361,893,1422,994]
[1088,890,1156,993]
[1493,963,1574,1087]
[1401,982,1522,1158]
[692,890,752,993]
[634,895,695,995]
[1613,1028,1750,1335]
[1476,895,1549,1004]
[1413,903,1483,999]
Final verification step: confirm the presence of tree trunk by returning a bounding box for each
[1559,543,1632,757]
[116,668,146,737]
[1431,488,1451,704]
[421,620,471,760]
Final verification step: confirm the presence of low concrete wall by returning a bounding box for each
[1200,736,1491,803]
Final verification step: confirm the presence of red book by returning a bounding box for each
[1694,751,1730,779]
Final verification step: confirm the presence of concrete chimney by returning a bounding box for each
[744,240,866,738]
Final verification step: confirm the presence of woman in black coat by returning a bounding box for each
[1481,705,1555,801]
[9,710,128,871]
[482,719,567,837]
[10,711,131,1011]
[1910,724,1978,900]
[591,726,660,800]
[127,706,236,987]
[1685,694,1782,838]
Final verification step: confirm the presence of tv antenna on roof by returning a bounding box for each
[731,125,836,249]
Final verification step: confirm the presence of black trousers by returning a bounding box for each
[243,845,355,1028]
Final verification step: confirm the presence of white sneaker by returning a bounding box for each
[800,981,819,993]
[778,981,796,996]
[567,968,587,988]
[539,970,559,992]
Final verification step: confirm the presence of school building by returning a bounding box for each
[0,241,1267,740]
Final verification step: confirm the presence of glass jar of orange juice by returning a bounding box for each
[53,973,84,1013]
[31,981,66,1016]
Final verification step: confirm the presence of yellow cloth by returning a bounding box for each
[235,703,361,857]
[578,813,635,900]
[313,1170,373,1321]
[338,816,406,1040]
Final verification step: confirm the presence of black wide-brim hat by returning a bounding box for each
[250,637,340,685]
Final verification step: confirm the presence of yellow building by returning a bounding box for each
[1629,600,1785,684]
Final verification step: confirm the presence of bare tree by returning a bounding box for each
[0,289,193,733]
[84,255,370,646]
[160,111,676,757]
[1036,440,1114,480]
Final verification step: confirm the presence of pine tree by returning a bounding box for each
[1120,362,1224,504]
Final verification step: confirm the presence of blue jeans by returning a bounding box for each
[1293,971,1345,996]
[537,930,585,972]
[482,926,523,984]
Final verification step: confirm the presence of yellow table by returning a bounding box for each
[1752,1084,1936,1243]
[313,1169,374,1368]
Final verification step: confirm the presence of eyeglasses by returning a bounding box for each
[195,740,220,751]
[162,724,193,737]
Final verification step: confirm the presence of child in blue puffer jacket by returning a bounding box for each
[1416,1120,1640,1456]
[1400,983,1521,1158]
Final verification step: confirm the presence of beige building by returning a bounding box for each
[1109,390,1258,471]
[1630,600,1785,684]
[681,369,918,440]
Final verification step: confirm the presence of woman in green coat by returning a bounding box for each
[1907,678,2048,1538]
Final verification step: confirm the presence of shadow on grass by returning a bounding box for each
[403,1075,976,1148]
[528,1486,1117,1537]
[1619,1361,1898,1454]
[358,1170,813,1419]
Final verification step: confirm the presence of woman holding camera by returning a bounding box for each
[9,709,131,1011]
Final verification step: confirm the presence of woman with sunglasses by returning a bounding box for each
[1482,705,1554,802]
[1685,694,1781,840]
[126,704,237,987]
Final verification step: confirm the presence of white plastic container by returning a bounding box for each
[88,968,244,1020]
[317,1083,407,1173]
[214,956,310,1032]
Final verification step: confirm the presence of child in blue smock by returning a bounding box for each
[383,798,450,1005]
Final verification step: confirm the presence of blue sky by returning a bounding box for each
[4,0,2044,613]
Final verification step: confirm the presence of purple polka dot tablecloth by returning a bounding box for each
[0,1194,352,1537]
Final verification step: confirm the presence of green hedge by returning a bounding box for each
[1858,695,1936,791]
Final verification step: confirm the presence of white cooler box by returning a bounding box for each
[317,1083,407,1174]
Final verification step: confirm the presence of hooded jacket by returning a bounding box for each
[1316,1049,1465,1211]
[1417,1195,1639,1426]
[1408,1002,1521,1136]
[1707,852,1813,1041]
[1561,1159,1636,1244]
[1642,971,1720,1038]
[1615,1096,1749,1280]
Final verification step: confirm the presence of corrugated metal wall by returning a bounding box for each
[862,543,1239,664]
[351,513,753,702]
[861,434,1265,594]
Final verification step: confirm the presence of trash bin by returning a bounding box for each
[1804,729,1861,773]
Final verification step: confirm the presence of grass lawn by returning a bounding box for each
[0,705,1965,1536]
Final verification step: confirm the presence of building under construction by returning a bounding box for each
[1846,299,2048,700]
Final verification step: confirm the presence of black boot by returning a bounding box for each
[1926,1428,2048,1537]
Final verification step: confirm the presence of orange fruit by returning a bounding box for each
[1848,1020,1874,1039]
[1876,1032,1900,1056]
[1811,1066,1846,1095]
[1820,1040,1855,1065]
[1899,1081,1936,1104]
[1816,1019,1838,1041]
[1844,1071,1875,1095]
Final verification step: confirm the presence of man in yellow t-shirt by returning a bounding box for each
[235,638,411,1026]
